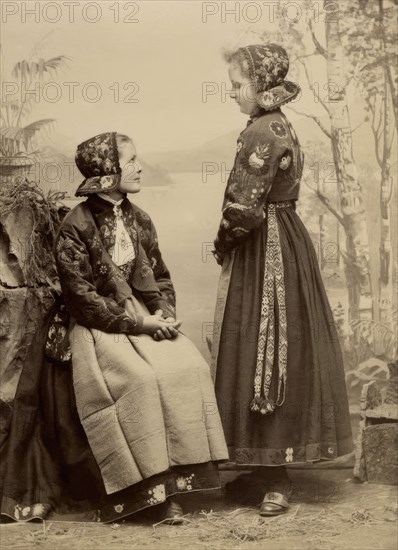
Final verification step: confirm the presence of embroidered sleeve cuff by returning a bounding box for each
[127,314,144,335]
[150,299,175,319]
[160,302,176,319]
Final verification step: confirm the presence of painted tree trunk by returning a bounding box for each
[318,178,326,270]
[379,157,394,327]
[378,0,395,329]
[324,0,373,323]
[319,213,326,270]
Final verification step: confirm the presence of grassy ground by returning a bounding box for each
[26,182,394,549]
[1,470,397,550]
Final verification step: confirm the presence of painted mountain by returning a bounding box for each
[142,117,323,173]
[32,146,174,196]
[143,115,377,174]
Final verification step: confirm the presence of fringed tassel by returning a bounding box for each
[250,396,276,415]
[276,376,287,407]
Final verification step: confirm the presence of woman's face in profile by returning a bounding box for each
[117,139,142,194]
[228,63,257,116]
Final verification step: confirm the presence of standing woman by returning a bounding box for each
[0,132,228,524]
[211,44,353,516]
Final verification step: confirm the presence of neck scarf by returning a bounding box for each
[97,193,136,266]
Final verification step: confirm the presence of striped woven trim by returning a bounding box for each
[251,203,288,415]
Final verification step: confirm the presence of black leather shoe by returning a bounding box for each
[160,498,184,525]
[259,492,289,517]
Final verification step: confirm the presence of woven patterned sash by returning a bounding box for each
[251,202,289,415]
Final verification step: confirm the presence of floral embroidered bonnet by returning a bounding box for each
[237,44,300,111]
[75,132,122,197]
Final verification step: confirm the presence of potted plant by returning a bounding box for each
[0,52,68,181]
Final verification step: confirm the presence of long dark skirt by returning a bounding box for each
[215,206,353,465]
[0,308,220,523]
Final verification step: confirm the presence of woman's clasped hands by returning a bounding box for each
[142,309,182,341]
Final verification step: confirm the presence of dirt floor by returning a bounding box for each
[1,468,397,550]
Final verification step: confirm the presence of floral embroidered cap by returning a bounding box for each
[75,132,122,197]
[237,44,300,110]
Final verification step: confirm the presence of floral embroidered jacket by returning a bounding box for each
[214,109,304,257]
[54,194,176,336]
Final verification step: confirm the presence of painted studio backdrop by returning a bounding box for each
[0,1,397,434]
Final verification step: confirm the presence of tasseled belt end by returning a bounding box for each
[250,396,276,415]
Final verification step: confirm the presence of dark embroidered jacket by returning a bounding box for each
[214,109,304,257]
[54,194,176,337]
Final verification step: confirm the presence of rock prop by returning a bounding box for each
[0,179,68,287]
[0,178,69,403]
[354,359,398,485]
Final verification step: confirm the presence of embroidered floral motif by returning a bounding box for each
[32,504,46,517]
[261,91,276,107]
[279,154,292,171]
[176,474,195,491]
[232,45,300,111]
[118,260,135,282]
[75,132,121,196]
[243,44,289,92]
[249,143,270,168]
[114,504,124,513]
[285,447,294,463]
[76,134,118,177]
[56,236,85,272]
[98,215,117,251]
[234,449,256,463]
[270,120,287,138]
[95,464,220,523]
[99,264,109,275]
[240,142,271,175]
[215,111,304,256]
[152,485,165,501]
[139,257,153,278]
[176,477,187,490]
[147,484,166,505]
[13,504,47,521]
[45,322,72,363]
[51,197,176,340]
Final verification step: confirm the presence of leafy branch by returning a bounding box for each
[0,54,69,158]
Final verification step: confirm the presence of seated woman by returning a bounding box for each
[0,132,228,524]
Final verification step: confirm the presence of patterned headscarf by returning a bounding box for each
[74,132,121,197]
[236,44,300,110]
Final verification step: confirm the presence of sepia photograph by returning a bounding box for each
[0,1,397,549]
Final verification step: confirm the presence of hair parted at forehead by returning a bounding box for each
[223,48,251,79]
[116,133,133,144]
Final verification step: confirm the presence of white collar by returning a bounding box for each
[98,193,124,206]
